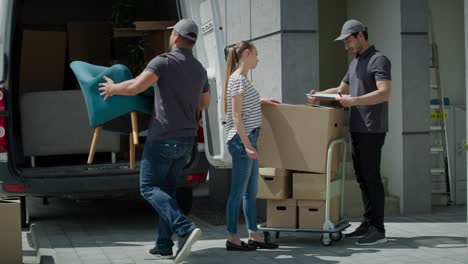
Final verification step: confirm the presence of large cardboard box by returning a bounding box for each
[19,30,66,93]
[0,199,22,264]
[298,198,340,230]
[257,168,291,199]
[67,22,112,66]
[266,199,297,228]
[293,172,340,200]
[258,104,343,173]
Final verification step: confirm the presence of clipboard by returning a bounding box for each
[305,93,341,100]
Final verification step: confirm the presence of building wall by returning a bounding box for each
[429,0,465,107]
[464,0,468,240]
[224,0,319,104]
[318,0,348,90]
[347,0,405,212]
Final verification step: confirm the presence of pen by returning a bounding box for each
[338,92,342,97]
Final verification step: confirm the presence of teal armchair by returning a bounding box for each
[70,61,153,169]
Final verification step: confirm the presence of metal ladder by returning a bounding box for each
[429,43,454,205]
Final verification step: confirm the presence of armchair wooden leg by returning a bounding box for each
[88,126,102,165]
[129,133,135,169]
[130,111,139,145]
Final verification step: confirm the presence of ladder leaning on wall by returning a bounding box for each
[429,42,454,206]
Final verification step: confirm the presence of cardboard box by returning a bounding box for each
[258,104,343,173]
[134,20,176,31]
[293,172,339,200]
[257,168,291,199]
[144,30,171,62]
[0,199,22,264]
[266,199,297,228]
[67,22,112,66]
[19,30,66,93]
[298,198,340,230]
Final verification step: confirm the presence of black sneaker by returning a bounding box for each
[174,227,202,263]
[346,222,369,239]
[356,226,388,246]
[148,247,173,259]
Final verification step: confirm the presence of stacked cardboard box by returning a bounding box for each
[257,104,344,230]
[67,22,113,66]
[19,30,67,93]
[293,172,341,229]
[257,168,296,228]
[0,199,22,264]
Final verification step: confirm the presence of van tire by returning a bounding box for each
[176,188,193,215]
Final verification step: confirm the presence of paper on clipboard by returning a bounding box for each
[305,93,341,100]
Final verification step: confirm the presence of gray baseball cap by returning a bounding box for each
[335,19,367,41]
[168,19,198,42]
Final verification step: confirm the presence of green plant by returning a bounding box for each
[110,0,136,28]
[127,39,147,75]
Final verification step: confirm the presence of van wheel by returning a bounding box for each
[176,188,193,215]
[20,196,30,228]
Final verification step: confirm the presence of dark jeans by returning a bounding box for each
[140,136,197,254]
[350,132,386,233]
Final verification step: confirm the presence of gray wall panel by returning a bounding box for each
[280,0,318,31]
[401,0,429,33]
[281,33,319,104]
[401,34,430,132]
[251,0,281,38]
[252,34,282,100]
[226,0,251,45]
[402,134,432,213]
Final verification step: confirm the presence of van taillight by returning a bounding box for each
[197,112,204,143]
[0,88,7,153]
[3,184,25,193]
[185,173,206,183]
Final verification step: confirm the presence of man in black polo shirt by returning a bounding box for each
[308,19,391,246]
[99,19,210,262]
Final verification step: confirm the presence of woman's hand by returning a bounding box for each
[260,98,281,105]
[245,145,258,160]
[99,76,116,100]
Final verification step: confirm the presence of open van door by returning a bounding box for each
[178,0,231,168]
[0,0,12,85]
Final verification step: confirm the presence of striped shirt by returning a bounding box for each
[226,73,262,143]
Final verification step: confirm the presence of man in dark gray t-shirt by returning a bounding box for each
[307,19,391,246]
[99,19,210,263]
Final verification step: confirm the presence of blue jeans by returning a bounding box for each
[226,128,260,235]
[140,136,197,254]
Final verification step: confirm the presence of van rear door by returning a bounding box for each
[178,0,232,168]
[0,0,12,85]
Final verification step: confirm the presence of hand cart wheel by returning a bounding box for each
[331,231,342,241]
[321,234,332,246]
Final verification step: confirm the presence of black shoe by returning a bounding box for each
[148,247,173,259]
[247,239,279,249]
[346,222,369,239]
[356,226,388,246]
[226,240,257,251]
[175,227,202,263]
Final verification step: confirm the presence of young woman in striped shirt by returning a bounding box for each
[224,40,280,251]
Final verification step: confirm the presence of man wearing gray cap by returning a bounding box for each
[308,19,391,246]
[99,19,210,262]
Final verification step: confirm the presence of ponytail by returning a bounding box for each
[224,47,238,113]
[223,41,256,113]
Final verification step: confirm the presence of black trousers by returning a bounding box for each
[350,132,386,233]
